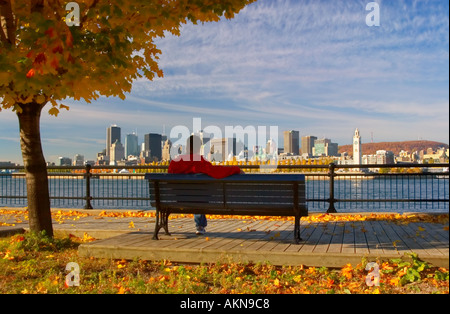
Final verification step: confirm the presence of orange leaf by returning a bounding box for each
[26,69,35,78]
[67,53,75,64]
[33,52,46,65]
[45,27,56,38]
[48,107,59,116]
[50,57,59,69]
[66,31,73,48]
[52,45,63,54]
[59,104,70,111]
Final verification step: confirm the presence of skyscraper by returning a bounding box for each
[284,130,300,155]
[144,133,162,161]
[353,128,362,165]
[162,139,172,161]
[125,133,139,158]
[110,139,125,164]
[313,138,338,157]
[301,135,317,156]
[106,125,121,158]
[210,138,236,162]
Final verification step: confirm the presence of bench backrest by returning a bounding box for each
[145,173,307,216]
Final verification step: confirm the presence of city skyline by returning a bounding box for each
[45,124,448,166]
[1,0,448,164]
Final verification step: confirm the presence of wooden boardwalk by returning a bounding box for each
[78,217,449,268]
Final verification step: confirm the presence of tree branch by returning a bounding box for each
[0,15,8,44]
[0,0,15,45]
[30,0,44,13]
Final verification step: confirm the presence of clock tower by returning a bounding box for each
[353,128,362,165]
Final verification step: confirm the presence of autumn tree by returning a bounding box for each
[0,0,255,237]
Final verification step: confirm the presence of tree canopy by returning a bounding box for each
[0,0,255,236]
[0,0,255,114]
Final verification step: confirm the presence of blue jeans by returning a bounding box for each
[194,214,207,228]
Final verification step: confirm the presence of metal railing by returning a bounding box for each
[0,163,448,213]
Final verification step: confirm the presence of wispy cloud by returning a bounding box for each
[140,0,448,110]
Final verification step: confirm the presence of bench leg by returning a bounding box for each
[294,215,302,244]
[152,210,161,240]
[162,211,171,236]
[153,210,171,240]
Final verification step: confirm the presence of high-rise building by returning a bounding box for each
[266,139,277,155]
[58,156,72,166]
[301,135,317,156]
[125,133,139,158]
[313,138,339,157]
[210,138,236,162]
[284,130,300,155]
[110,139,125,164]
[144,133,162,161]
[73,154,84,166]
[106,125,121,158]
[353,128,362,165]
[162,139,172,161]
[376,150,395,164]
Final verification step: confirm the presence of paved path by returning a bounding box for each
[1,208,448,268]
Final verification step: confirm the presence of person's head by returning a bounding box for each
[186,135,202,155]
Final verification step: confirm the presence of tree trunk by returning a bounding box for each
[16,102,53,237]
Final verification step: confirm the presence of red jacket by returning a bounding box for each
[168,154,241,179]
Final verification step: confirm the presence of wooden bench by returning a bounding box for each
[145,173,308,243]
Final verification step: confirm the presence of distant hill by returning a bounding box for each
[338,140,449,157]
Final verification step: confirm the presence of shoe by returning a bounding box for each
[196,226,206,235]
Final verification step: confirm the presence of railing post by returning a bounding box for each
[327,163,337,213]
[84,164,93,209]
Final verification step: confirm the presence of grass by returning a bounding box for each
[0,231,448,294]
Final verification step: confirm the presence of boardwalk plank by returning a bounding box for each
[313,222,336,253]
[402,223,445,256]
[378,221,411,255]
[341,222,355,254]
[221,220,281,252]
[246,221,293,252]
[363,221,384,256]
[327,222,345,254]
[412,222,449,247]
[405,223,448,256]
[368,221,394,254]
[260,221,303,252]
[393,223,433,257]
[298,222,325,253]
[354,221,369,255]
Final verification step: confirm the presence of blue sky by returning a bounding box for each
[1,0,449,164]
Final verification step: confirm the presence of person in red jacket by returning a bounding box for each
[168,135,243,235]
